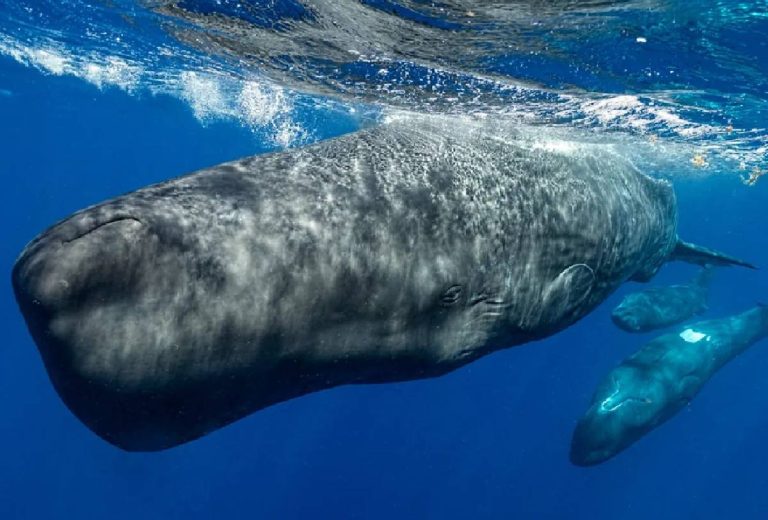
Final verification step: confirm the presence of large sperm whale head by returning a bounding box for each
[10,175,254,450]
[13,198,179,444]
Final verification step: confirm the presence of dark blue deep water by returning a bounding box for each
[1,1,768,518]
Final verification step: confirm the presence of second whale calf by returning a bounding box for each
[611,267,715,333]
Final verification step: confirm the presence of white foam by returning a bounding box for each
[81,57,142,92]
[27,47,68,75]
[239,81,286,127]
[176,70,309,146]
[178,71,232,122]
[580,95,716,138]
[0,36,141,91]
[0,34,310,147]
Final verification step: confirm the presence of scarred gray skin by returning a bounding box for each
[11,117,750,451]
[571,305,768,466]
[611,267,714,333]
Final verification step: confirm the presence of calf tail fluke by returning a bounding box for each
[672,239,757,270]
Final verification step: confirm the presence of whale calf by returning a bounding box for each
[611,266,715,333]
[571,304,768,466]
[12,118,754,451]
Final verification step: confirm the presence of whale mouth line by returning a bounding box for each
[62,216,143,244]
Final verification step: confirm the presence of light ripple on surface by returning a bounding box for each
[0,0,765,176]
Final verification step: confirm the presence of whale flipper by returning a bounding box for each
[542,263,595,323]
[671,239,757,270]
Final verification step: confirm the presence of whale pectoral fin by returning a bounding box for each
[542,264,596,324]
[672,239,757,270]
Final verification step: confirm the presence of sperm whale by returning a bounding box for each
[611,267,715,333]
[12,117,754,450]
[572,304,768,466]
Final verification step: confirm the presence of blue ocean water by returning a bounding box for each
[1,1,768,518]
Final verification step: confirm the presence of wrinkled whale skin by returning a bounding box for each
[13,119,724,450]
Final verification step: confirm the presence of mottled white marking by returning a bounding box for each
[680,328,708,343]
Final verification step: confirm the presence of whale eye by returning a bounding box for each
[440,285,463,306]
